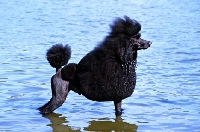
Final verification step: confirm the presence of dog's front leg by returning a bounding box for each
[114,100,122,116]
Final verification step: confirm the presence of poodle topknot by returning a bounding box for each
[110,16,141,36]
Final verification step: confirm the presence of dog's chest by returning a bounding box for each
[121,60,136,75]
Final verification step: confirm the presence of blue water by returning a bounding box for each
[0,0,200,131]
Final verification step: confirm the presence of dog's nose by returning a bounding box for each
[148,41,152,46]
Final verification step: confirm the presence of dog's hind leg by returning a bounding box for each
[38,68,69,114]
[114,100,122,116]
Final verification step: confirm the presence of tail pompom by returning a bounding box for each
[46,44,71,69]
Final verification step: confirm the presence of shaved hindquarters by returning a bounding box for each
[38,69,69,114]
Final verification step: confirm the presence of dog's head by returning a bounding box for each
[110,16,151,50]
[110,16,151,63]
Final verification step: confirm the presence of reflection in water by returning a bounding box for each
[44,113,80,132]
[43,112,138,132]
[84,117,138,132]
[44,113,81,132]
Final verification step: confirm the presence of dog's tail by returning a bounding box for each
[46,44,71,71]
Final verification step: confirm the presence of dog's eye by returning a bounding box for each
[135,33,141,39]
[132,33,141,39]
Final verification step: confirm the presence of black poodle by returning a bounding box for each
[38,16,151,116]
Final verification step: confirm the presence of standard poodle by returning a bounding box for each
[38,16,152,116]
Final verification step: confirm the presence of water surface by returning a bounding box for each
[0,0,200,131]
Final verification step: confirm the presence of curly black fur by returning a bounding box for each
[61,63,77,81]
[110,16,141,36]
[46,44,71,70]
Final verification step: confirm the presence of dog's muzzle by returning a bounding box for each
[130,36,152,50]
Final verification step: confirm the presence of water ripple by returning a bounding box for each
[0,0,200,131]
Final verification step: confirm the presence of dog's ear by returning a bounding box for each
[117,42,137,63]
[61,63,77,81]
[117,46,126,63]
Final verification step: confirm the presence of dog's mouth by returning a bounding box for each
[130,33,152,50]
